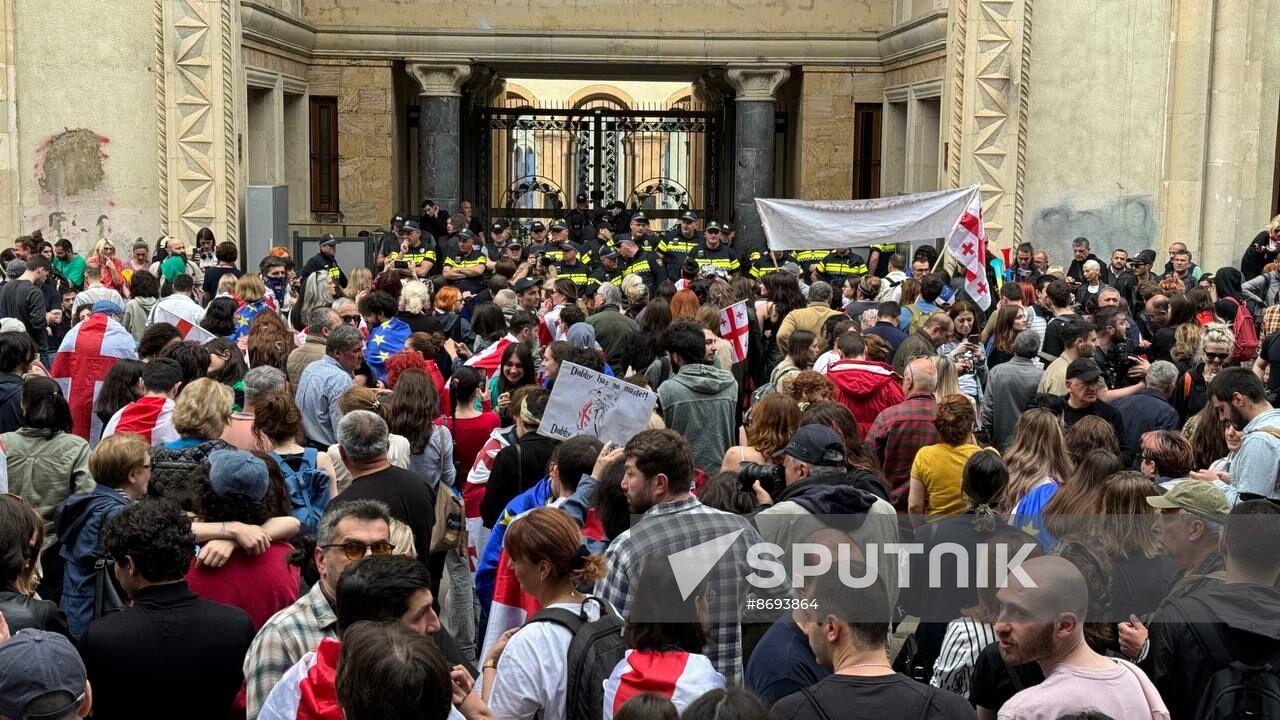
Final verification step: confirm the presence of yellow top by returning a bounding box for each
[911,442,984,517]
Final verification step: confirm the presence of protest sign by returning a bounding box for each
[539,362,656,445]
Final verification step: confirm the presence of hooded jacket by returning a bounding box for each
[826,358,904,436]
[657,363,738,475]
[54,483,130,639]
[754,470,900,606]
[1148,581,1280,720]
[0,371,22,434]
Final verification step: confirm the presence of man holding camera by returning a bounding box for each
[752,424,900,604]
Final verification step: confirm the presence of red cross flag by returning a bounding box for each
[51,312,139,441]
[944,189,991,310]
[153,305,217,344]
[719,300,749,363]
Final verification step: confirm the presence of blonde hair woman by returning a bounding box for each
[344,266,373,301]
[1002,409,1073,515]
[149,378,234,497]
[1171,322,1203,367]
[400,280,430,315]
[932,355,964,404]
[88,238,128,297]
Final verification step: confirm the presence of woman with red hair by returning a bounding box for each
[669,289,700,322]
[385,349,449,409]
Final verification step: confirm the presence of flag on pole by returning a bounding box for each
[943,188,992,310]
[153,305,217,344]
[50,313,139,441]
[719,300,749,364]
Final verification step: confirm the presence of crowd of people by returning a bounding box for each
[3,207,1280,720]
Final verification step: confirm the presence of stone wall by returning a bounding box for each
[12,0,161,252]
[0,0,17,241]
[309,62,395,227]
[795,68,857,200]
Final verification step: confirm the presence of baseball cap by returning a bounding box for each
[705,221,723,232]
[491,220,508,233]
[0,629,87,720]
[598,245,619,261]
[680,211,698,222]
[632,212,649,224]
[456,229,477,241]
[576,193,588,202]
[774,425,846,466]
[780,261,802,276]
[618,235,638,247]
[1130,249,1157,267]
[513,277,540,294]
[549,221,567,232]
[390,214,406,227]
[0,318,25,333]
[319,234,337,247]
[530,221,547,233]
[91,300,124,317]
[402,219,421,232]
[1147,481,1229,518]
[6,259,26,277]
[1065,358,1102,382]
[208,449,270,502]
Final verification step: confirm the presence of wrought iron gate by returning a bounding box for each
[473,101,724,234]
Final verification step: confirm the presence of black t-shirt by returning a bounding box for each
[1243,231,1278,281]
[333,465,435,568]
[1061,396,1131,464]
[1040,314,1078,358]
[969,641,1043,712]
[202,266,242,299]
[1264,332,1280,400]
[773,673,976,720]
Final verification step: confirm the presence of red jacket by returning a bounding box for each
[826,358,904,437]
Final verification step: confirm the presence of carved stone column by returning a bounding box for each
[409,62,472,215]
[725,65,789,253]
[0,0,17,241]
[157,0,241,244]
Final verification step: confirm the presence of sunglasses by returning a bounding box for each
[341,314,361,324]
[322,540,395,561]
[1205,352,1229,362]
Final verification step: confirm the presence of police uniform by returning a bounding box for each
[444,244,489,294]
[690,244,741,276]
[792,248,828,276]
[388,241,436,274]
[618,248,661,293]
[748,250,797,280]
[555,253,593,294]
[816,250,868,294]
[869,243,896,277]
[658,231,702,282]
[565,195,596,246]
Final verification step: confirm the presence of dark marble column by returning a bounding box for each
[725,66,790,254]
[408,63,472,214]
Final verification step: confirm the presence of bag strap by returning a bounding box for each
[800,688,833,720]
[915,685,937,720]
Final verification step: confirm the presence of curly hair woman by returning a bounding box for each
[720,393,800,473]
[908,394,981,521]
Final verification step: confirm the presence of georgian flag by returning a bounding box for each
[602,650,726,720]
[462,426,515,571]
[153,305,216,343]
[538,305,566,346]
[464,333,516,376]
[719,300,749,364]
[944,189,992,310]
[51,313,139,441]
[102,396,178,447]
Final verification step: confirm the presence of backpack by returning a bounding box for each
[268,448,330,536]
[1228,298,1260,362]
[751,365,800,406]
[906,302,926,334]
[428,426,467,553]
[527,597,628,720]
[1183,597,1280,720]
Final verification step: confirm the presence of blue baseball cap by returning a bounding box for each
[0,630,87,720]
[207,449,269,502]
[91,300,124,317]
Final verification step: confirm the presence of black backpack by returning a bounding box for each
[527,597,627,720]
[1183,598,1280,720]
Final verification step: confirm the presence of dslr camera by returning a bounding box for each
[738,462,785,502]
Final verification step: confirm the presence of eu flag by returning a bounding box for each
[366,316,411,384]
[232,297,273,340]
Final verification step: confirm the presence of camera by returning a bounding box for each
[738,462,785,501]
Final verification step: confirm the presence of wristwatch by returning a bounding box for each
[483,658,499,671]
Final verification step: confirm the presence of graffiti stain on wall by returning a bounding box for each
[1028,195,1157,261]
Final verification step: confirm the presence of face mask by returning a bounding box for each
[610,208,620,216]
[265,276,287,301]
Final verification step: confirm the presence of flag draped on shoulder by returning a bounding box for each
[719,300,749,364]
[365,317,411,384]
[942,188,991,310]
[51,313,139,441]
[465,335,514,376]
[153,305,216,344]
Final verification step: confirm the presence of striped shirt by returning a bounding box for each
[930,617,997,698]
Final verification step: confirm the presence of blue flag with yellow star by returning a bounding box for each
[365,316,411,384]
[231,297,273,341]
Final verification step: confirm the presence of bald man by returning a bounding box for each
[994,556,1169,720]
[865,357,940,510]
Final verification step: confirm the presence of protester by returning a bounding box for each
[908,395,981,519]
[148,378,233,495]
[866,357,940,509]
[296,323,364,449]
[980,330,1042,451]
[655,321,738,476]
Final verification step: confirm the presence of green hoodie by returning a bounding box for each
[656,363,737,475]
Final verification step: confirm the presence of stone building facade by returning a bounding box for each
[1,0,1277,269]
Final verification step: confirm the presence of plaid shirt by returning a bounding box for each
[243,582,337,720]
[866,392,939,510]
[597,496,781,685]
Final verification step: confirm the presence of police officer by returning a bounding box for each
[375,213,408,265]
[541,222,580,264]
[384,220,435,279]
[614,212,657,251]
[605,200,631,236]
[748,248,798,280]
[485,220,511,260]
[526,221,550,254]
[815,247,868,298]
[592,244,625,287]
[442,229,492,295]
[301,234,347,289]
[868,243,896,278]
[657,211,703,282]
[689,222,740,278]
[565,193,596,247]
[616,235,661,294]
[554,242,592,294]
[793,246,829,277]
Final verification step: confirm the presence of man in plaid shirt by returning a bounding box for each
[243,499,392,719]
[866,357,940,511]
[598,429,786,684]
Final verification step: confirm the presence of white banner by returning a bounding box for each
[539,362,657,446]
[755,186,981,251]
